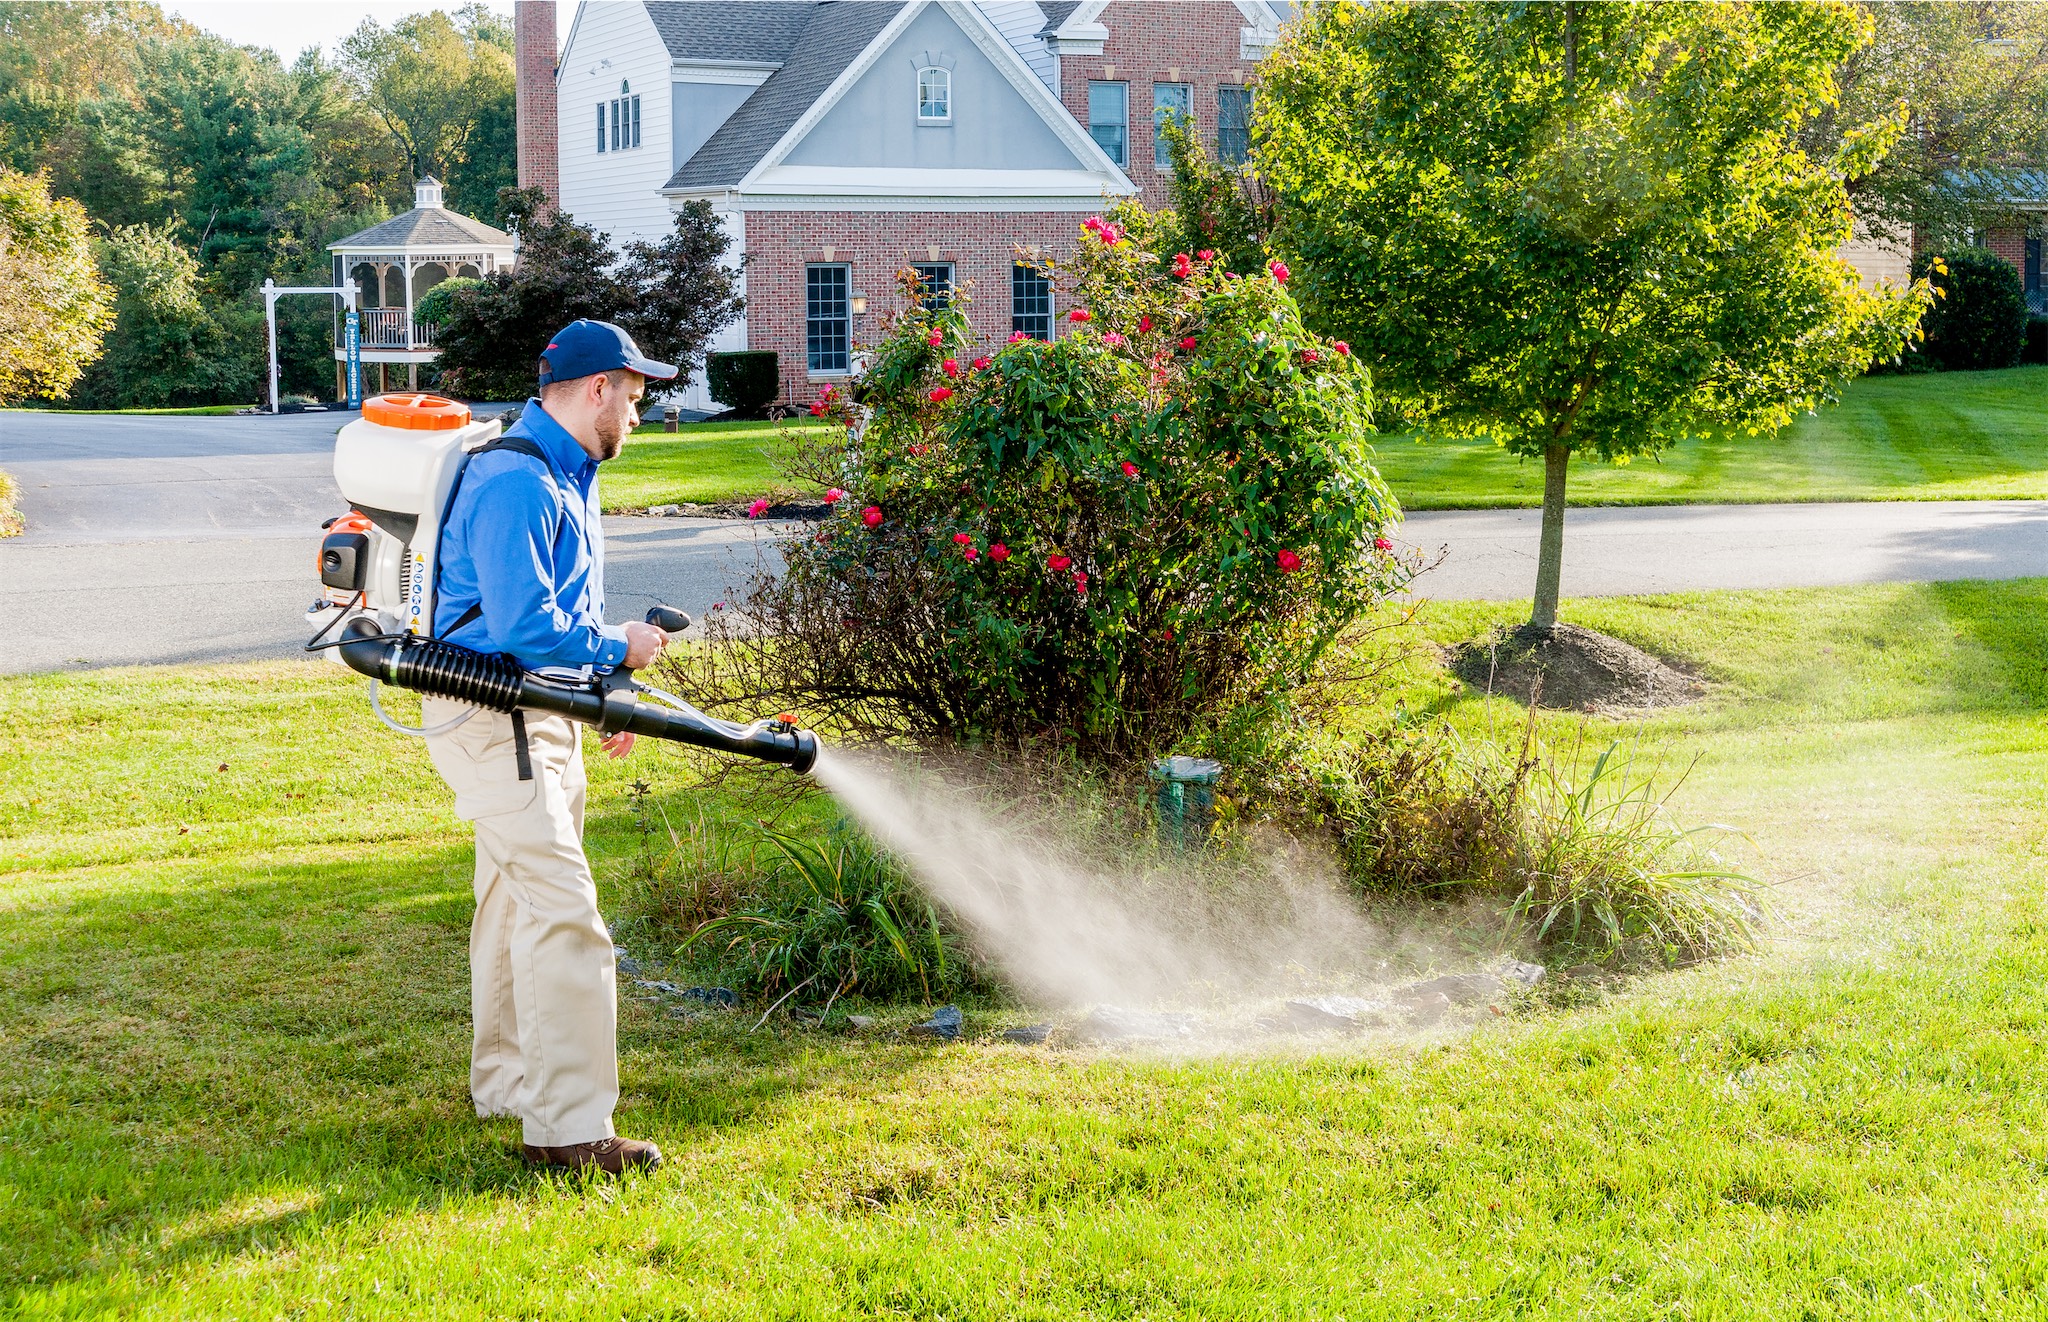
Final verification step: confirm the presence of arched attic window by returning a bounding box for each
[918,66,951,123]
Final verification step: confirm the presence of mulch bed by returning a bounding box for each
[1448,622,1708,713]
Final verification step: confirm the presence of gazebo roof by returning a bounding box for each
[329,178,515,253]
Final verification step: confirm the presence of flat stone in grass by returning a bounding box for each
[1449,622,1706,713]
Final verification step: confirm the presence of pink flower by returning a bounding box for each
[1137,315,1152,333]
[1197,249,1215,261]
[1008,330,1028,343]
[824,487,846,504]
[972,355,992,370]
[1303,349,1320,364]
[1180,336,1198,351]
[820,384,837,399]
[953,532,973,545]
[1069,308,1092,323]
[808,402,826,417]
[1102,332,1126,348]
[1101,223,1122,246]
[1083,215,1103,233]
[746,498,770,519]
[962,545,979,560]
[1120,461,1139,478]
[1277,549,1302,573]
[1047,553,1072,572]
[1373,537,1393,552]
[928,387,954,402]
[927,329,943,347]
[862,505,883,528]
[1072,571,1089,594]
[1334,341,1350,356]
[1269,260,1290,283]
[988,542,1010,562]
[942,357,959,378]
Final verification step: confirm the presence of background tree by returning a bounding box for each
[433,190,744,402]
[340,5,515,222]
[1259,0,1929,634]
[68,223,253,408]
[1158,115,1272,273]
[0,169,113,404]
[1803,2,2048,246]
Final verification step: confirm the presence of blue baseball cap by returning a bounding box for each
[538,319,678,387]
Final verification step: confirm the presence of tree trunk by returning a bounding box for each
[1529,442,1570,633]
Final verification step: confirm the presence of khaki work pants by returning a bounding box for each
[423,697,618,1148]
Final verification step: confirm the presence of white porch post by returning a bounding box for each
[263,279,280,414]
[403,256,418,389]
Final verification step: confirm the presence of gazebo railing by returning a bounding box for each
[343,309,439,350]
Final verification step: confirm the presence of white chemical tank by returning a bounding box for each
[330,393,501,638]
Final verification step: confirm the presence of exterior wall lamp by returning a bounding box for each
[849,292,868,316]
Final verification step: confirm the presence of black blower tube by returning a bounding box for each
[337,616,819,773]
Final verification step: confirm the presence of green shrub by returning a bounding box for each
[682,824,970,1005]
[1241,714,1760,965]
[2026,315,2047,366]
[681,204,1406,759]
[706,350,779,416]
[413,276,483,327]
[1910,249,2028,371]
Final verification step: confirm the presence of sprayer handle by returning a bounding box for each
[645,605,692,634]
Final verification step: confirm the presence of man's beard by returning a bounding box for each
[592,412,626,461]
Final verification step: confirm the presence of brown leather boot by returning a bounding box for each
[521,1135,664,1175]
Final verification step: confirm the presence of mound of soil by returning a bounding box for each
[1448,623,1706,713]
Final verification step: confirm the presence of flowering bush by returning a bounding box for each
[687,206,1405,757]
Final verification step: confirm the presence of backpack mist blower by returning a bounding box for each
[304,393,818,774]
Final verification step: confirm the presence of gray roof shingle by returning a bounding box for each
[663,2,904,191]
[329,208,514,251]
[643,1,819,62]
[1035,2,1081,36]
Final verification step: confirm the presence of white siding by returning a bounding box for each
[556,2,677,248]
[1839,219,1911,289]
[983,2,1056,93]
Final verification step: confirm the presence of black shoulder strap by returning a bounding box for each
[434,433,570,640]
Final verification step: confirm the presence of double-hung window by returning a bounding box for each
[1217,85,1253,166]
[1153,82,1191,169]
[806,264,851,374]
[1088,81,1127,167]
[918,67,951,122]
[913,262,954,312]
[1011,262,1052,341]
[602,83,641,153]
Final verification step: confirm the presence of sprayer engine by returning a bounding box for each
[307,393,819,775]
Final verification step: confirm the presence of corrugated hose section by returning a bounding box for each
[388,638,525,711]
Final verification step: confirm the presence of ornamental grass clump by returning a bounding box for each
[680,208,1405,759]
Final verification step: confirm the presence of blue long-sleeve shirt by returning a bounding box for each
[432,399,630,673]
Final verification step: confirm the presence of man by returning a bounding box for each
[421,319,674,1175]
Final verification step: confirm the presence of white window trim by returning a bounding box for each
[918,66,952,124]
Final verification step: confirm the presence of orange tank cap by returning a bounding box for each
[363,392,472,430]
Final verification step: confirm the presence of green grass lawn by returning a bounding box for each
[1375,365,2048,508]
[598,368,2044,515]
[604,419,827,511]
[5,579,2048,1315]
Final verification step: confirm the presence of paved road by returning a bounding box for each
[3,409,2044,673]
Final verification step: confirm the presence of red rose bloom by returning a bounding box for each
[928,387,953,402]
[746,498,770,519]
[1276,549,1303,573]
[972,355,991,370]
[926,330,943,347]
[1303,349,1320,364]
[1047,553,1072,571]
[1069,308,1091,323]
[824,487,846,504]
[1072,571,1089,594]
[1373,537,1394,552]
[1120,461,1138,478]
[942,357,959,377]
[953,532,972,545]
[1269,260,1290,284]
[862,506,883,528]
[1138,315,1152,333]
[1008,330,1028,343]
[1334,341,1350,355]
[1181,336,1198,351]
[988,542,1010,562]
[962,546,979,560]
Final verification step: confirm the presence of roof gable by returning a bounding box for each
[663,3,902,191]
[328,208,514,252]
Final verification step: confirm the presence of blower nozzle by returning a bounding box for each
[336,616,820,774]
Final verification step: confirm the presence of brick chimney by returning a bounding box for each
[515,1,559,204]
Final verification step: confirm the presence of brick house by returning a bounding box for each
[518,1,1286,408]
[1838,170,2046,312]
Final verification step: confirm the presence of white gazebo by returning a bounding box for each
[327,177,517,393]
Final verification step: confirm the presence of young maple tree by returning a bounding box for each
[1259,0,1930,632]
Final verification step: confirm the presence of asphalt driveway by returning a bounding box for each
[3,408,2045,674]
